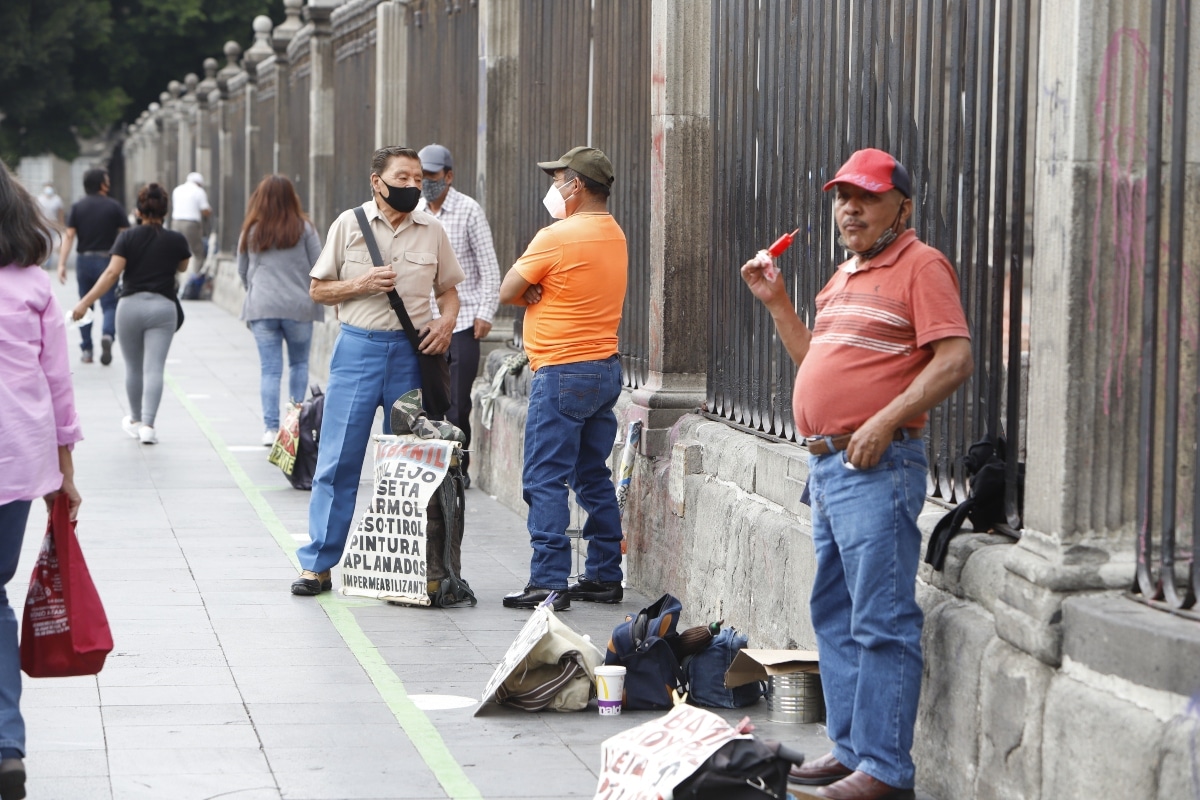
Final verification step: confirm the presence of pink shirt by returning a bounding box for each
[0,265,83,505]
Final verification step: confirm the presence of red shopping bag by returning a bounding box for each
[19,494,113,677]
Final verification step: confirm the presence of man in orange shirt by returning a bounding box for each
[499,147,628,611]
[742,149,972,800]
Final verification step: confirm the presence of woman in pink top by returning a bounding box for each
[0,162,84,800]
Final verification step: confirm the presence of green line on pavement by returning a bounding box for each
[166,374,483,800]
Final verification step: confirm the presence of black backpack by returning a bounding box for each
[287,385,324,491]
[605,593,687,709]
[925,434,1025,570]
[673,738,804,800]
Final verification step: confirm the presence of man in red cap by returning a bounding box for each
[741,148,973,800]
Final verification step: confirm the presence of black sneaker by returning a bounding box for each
[567,578,623,603]
[100,334,113,365]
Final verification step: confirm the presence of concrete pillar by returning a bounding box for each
[477,0,520,264]
[997,0,1199,666]
[306,0,342,236]
[375,0,409,147]
[179,73,199,176]
[626,0,712,456]
[272,0,305,176]
[245,16,275,202]
[196,60,219,191]
[217,41,244,253]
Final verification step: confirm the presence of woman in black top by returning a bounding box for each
[72,183,190,444]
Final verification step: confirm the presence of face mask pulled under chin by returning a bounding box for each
[379,181,421,213]
[542,182,571,220]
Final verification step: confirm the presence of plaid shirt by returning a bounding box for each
[424,188,501,331]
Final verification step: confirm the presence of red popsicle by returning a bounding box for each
[767,228,800,257]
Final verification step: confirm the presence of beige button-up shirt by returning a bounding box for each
[310,200,464,330]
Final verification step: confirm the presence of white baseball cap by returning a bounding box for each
[187,172,205,186]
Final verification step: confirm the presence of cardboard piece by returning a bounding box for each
[724,649,820,689]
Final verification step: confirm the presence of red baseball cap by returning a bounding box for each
[823,148,912,198]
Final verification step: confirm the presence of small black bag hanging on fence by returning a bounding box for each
[352,207,452,418]
[925,434,1025,571]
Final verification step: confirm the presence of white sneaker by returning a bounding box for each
[121,416,141,438]
[138,425,158,445]
[262,430,277,447]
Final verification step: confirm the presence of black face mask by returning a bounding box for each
[378,181,421,213]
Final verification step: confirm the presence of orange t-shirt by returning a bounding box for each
[512,213,628,371]
[792,229,971,437]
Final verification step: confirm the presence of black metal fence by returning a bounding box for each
[1133,0,1197,614]
[708,0,1034,505]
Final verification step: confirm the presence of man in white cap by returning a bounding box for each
[170,172,211,277]
[742,148,973,800]
[417,143,501,483]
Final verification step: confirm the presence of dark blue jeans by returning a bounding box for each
[0,500,30,757]
[807,438,928,789]
[75,253,117,351]
[522,356,624,589]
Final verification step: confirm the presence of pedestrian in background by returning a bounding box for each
[36,183,65,271]
[0,161,85,800]
[57,168,128,365]
[742,149,973,800]
[72,183,191,445]
[498,146,628,611]
[238,175,324,446]
[418,143,501,484]
[170,172,211,278]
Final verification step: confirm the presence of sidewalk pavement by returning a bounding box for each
[22,282,921,799]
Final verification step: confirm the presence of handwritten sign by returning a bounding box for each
[340,436,455,606]
[592,705,746,800]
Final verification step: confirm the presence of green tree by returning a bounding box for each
[0,0,281,165]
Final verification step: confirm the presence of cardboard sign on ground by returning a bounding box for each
[724,649,820,688]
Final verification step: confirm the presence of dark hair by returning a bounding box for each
[137,183,170,221]
[564,168,610,199]
[83,168,109,195]
[371,146,421,176]
[240,175,308,253]
[0,162,52,267]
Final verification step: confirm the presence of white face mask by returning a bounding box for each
[542,180,574,219]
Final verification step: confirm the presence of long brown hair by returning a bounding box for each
[0,162,52,268]
[240,175,308,253]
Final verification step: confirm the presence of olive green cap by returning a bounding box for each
[537,146,614,187]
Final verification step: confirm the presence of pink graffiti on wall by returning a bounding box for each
[1089,28,1152,417]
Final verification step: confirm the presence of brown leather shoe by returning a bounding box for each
[788,752,853,786]
[818,771,915,799]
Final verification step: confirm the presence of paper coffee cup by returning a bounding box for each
[595,665,626,716]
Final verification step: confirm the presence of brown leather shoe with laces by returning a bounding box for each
[817,771,915,800]
[789,752,853,786]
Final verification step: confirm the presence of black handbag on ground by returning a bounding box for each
[352,207,452,418]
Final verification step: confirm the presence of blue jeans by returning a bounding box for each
[76,253,117,351]
[249,319,314,430]
[0,501,30,758]
[298,325,421,574]
[522,356,624,590]
[807,439,927,789]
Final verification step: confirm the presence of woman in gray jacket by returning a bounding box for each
[238,175,324,445]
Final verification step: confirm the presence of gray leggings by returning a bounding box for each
[116,292,177,428]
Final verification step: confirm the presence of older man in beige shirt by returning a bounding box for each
[292,145,464,596]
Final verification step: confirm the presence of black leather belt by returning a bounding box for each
[804,428,923,456]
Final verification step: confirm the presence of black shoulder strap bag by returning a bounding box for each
[352,207,451,418]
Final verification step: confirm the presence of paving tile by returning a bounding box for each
[266,747,443,800]
[23,775,113,800]
[103,648,231,669]
[246,702,399,726]
[105,723,261,750]
[253,722,412,750]
[222,647,362,668]
[21,686,100,708]
[27,724,108,751]
[23,747,108,777]
[99,684,245,706]
[108,745,270,776]
[235,681,381,706]
[109,772,280,800]
[101,703,250,727]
